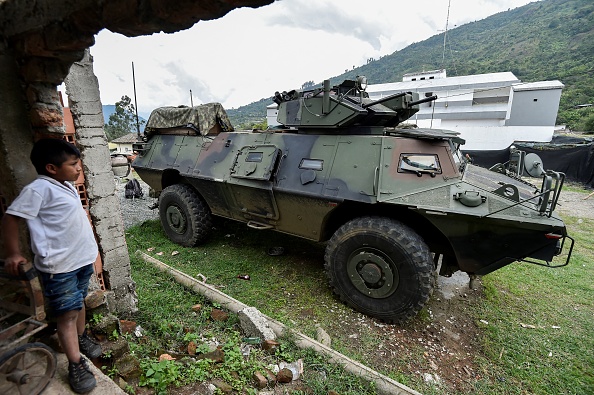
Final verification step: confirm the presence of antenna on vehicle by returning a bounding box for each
[190,89,194,107]
[132,61,141,139]
[441,0,451,69]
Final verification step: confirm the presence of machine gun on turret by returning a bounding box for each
[273,76,437,133]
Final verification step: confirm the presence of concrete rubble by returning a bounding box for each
[238,306,277,341]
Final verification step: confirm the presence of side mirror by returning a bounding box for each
[524,153,545,177]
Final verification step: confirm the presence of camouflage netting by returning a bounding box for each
[145,103,234,135]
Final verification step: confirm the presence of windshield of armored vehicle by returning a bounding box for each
[398,154,442,174]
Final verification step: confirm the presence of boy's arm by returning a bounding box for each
[1,213,27,276]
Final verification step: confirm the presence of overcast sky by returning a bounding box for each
[84,0,535,116]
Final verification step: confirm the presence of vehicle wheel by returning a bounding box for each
[159,184,212,247]
[0,342,57,395]
[324,217,435,324]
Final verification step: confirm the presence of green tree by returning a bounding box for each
[583,113,594,134]
[104,95,145,141]
[301,80,315,90]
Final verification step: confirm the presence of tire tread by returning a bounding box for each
[159,184,212,247]
[324,216,435,324]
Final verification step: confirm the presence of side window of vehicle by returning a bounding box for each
[398,154,442,175]
[245,152,263,162]
[299,158,324,171]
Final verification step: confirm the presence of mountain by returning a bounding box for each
[102,104,116,124]
[226,0,594,131]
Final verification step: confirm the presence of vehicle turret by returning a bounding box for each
[273,76,436,133]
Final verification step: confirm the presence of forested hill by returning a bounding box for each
[227,0,594,131]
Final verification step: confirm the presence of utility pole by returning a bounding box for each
[442,0,451,68]
[132,62,141,139]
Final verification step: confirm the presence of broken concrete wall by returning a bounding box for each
[0,42,36,257]
[64,49,137,315]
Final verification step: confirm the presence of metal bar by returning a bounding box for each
[518,235,574,268]
[0,312,17,323]
[0,319,48,355]
[132,61,141,139]
[0,300,34,316]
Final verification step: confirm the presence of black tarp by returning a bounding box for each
[462,137,594,188]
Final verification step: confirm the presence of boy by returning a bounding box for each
[2,138,102,393]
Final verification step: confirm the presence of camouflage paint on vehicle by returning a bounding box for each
[132,78,573,323]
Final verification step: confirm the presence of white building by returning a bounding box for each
[267,70,564,151]
[366,70,564,151]
[110,133,138,155]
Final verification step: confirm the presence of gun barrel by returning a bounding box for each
[408,95,437,107]
[362,92,407,108]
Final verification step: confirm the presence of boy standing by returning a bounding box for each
[2,138,102,393]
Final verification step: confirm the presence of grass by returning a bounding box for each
[470,190,594,394]
[123,186,594,394]
[126,220,378,394]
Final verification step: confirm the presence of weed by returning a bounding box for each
[182,359,212,383]
[195,342,212,355]
[101,364,119,379]
[109,329,119,341]
[183,332,199,343]
[90,313,103,326]
[139,358,181,393]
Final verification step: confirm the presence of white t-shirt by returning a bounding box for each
[6,175,98,274]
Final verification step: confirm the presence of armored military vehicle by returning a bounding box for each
[132,77,573,323]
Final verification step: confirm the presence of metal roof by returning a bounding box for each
[367,72,521,93]
[111,133,139,143]
[512,80,564,91]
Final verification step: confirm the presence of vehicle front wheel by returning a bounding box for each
[324,217,435,324]
[159,184,212,247]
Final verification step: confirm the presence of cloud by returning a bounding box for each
[86,0,536,113]
[162,62,221,106]
[264,1,389,50]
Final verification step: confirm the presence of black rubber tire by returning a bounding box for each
[324,216,435,324]
[159,184,212,247]
[0,342,57,395]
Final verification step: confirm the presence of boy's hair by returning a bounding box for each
[30,138,81,176]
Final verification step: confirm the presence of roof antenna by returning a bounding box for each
[441,0,451,69]
[190,89,194,107]
[132,61,141,139]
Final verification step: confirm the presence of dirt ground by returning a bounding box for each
[557,189,594,219]
[322,269,484,393]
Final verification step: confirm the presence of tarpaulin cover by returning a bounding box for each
[463,136,594,187]
[145,103,234,135]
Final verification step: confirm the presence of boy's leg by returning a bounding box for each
[56,310,83,362]
[75,265,102,359]
[40,266,97,393]
[77,304,87,335]
[55,305,93,361]
[40,268,89,362]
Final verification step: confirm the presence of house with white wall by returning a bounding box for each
[366,70,564,151]
[110,133,138,155]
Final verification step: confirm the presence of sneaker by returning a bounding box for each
[79,331,102,359]
[68,357,97,394]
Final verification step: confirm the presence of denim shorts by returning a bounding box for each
[39,264,94,317]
